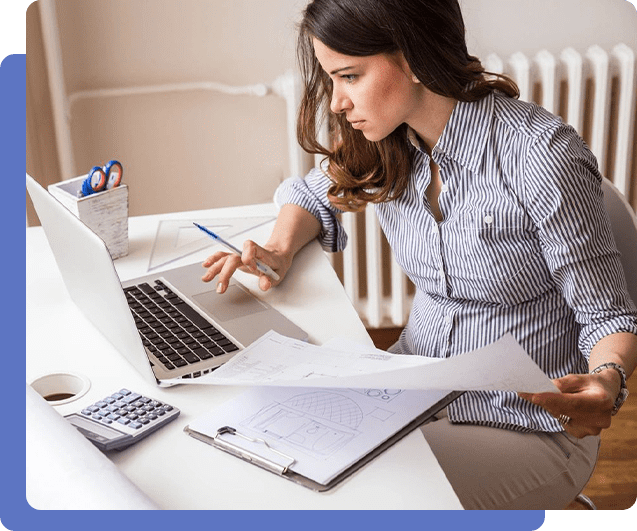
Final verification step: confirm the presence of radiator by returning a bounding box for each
[329,44,637,329]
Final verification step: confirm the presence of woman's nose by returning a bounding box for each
[331,87,352,114]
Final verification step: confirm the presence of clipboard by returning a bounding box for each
[184,390,464,492]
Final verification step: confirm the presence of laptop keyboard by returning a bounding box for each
[124,279,239,378]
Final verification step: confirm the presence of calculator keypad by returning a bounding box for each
[80,388,176,432]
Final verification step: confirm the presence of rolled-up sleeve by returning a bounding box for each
[522,124,637,356]
[274,168,348,252]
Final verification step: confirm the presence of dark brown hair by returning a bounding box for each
[296,0,519,211]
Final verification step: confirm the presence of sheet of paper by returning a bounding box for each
[187,386,451,486]
[26,385,158,510]
[183,331,559,394]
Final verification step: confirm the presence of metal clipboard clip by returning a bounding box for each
[209,426,296,476]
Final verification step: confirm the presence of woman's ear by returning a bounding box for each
[395,51,421,84]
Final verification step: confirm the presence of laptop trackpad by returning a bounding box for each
[192,285,267,322]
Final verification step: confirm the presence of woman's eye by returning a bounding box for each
[342,74,357,84]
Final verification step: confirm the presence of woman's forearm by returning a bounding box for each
[587,332,637,407]
[589,332,637,377]
[264,203,322,259]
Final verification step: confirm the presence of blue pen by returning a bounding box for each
[193,222,280,281]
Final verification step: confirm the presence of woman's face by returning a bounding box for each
[313,38,423,142]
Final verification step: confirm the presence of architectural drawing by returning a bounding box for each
[240,390,399,459]
[349,388,404,402]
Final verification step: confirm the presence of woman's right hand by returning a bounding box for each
[203,204,322,294]
[201,239,293,294]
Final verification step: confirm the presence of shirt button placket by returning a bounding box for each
[432,224,446,293]
[443,312,454,354]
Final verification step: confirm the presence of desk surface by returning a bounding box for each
[25,203,462,510]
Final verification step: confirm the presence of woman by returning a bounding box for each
[201,0,637,509]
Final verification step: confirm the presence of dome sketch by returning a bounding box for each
[241,391,364,458]
[283,391,363,429]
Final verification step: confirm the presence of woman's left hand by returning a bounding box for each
[519,370,621,438]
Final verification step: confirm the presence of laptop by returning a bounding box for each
[26,174,308,387]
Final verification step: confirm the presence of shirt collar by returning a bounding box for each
[406,127,427,152]
[407,92,495,173]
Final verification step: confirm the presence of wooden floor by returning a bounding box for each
[367,327,637,511]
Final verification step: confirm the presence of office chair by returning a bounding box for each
[573,177,637,510]
[600,177,637,303]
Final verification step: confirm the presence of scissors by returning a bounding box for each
[79,160,123,197]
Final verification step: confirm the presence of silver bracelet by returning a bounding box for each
[590,362,629,415]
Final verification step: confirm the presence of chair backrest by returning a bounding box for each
[601,177,637,305]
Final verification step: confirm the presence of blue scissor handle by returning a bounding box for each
[104,160,123,189]
[79,160,123,197]
[80,166,107,197]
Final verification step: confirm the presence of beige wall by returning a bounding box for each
[26,2,60,226]
[27,0,637,224]
[462,0,637,60]
[27,0,307,221]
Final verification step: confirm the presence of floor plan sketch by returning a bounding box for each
[187,384,453,486]
[240,390,399,459]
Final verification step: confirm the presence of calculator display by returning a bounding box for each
[66,414,127,443]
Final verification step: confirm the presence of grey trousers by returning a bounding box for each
[420,409,600,510]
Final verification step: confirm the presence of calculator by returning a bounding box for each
[64,388,180,451]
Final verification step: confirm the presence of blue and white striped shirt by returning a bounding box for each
[275,90,637,432]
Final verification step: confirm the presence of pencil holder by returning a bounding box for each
[48,174,129,259]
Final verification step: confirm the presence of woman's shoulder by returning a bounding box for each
[490,91,566,142]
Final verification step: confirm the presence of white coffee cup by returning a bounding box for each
[30,372,91,405]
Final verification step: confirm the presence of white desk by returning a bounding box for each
[25,203,462,510]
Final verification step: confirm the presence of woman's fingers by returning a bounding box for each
[201,240,286,293]
[201,251,243,288]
